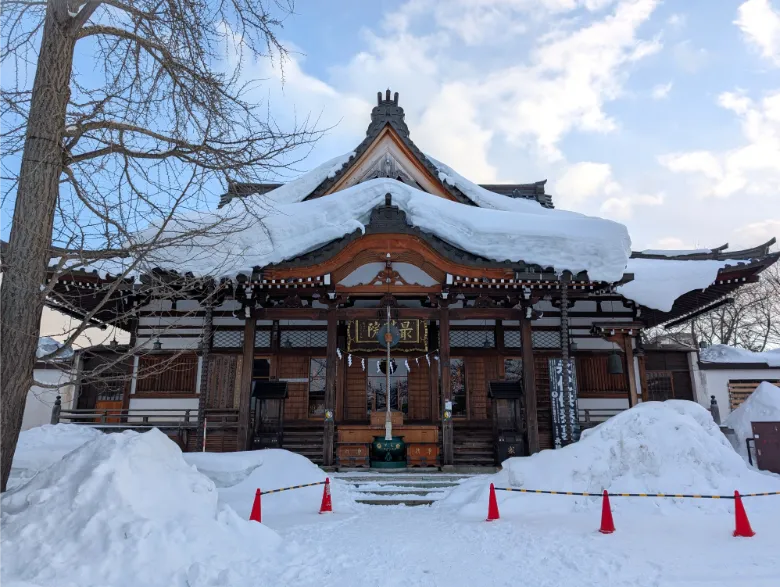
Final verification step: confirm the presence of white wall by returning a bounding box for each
[22,368,76,431]
[696,368,780,419]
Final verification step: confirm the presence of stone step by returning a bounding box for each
[355,498,435,506]
[355,489,447,496]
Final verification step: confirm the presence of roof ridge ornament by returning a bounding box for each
[368,88,409,138]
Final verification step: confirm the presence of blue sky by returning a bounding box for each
[233,0,780,252]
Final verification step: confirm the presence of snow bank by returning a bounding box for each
[185,449,356,520]
[9,424,103,490]
[134,177,631,283]
[2,429,281,587]
[617,258,729,311]
[724,382,780,460]
[439,401,780,518]
[700,344,780,367]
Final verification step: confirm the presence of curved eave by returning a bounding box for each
[631,237,776,261]
[636,253,780,328]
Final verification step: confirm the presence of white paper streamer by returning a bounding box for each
[336,348,342,360]
[426,355,431,366]
[361,358,365,371]
[348,353,353,367]
[404,359,410,371]
[376,360,382,374]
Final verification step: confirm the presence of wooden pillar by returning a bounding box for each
[520,310,539,454]
[428,321,440,422]
[237,312,256,451]
[624,333,639,407]
[439,305,453,466]
[323,309,338,466]
[197,300,214,451]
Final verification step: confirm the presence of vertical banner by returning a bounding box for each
[548,358,579,448]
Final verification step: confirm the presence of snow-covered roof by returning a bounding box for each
[616,258,731,312]
[134,177,631,283]
[700,345,780,367]
[36,337,74,362]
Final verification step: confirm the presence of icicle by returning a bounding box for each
[336,348,342,360]
[404,358,410,371]
[361,358,365,371]
[348,353,353,367]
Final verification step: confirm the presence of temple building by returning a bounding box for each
[49,90,779,468]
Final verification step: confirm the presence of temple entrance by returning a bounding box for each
[366,358,409,416]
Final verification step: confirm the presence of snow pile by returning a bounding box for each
[132,177,631,283]
[700,344,780,367]
[439,401,780,518]
[185,449,357,520]
[9,424,102,489]
[724,382,780,460]
[617,258,729,311]
[2,429,282,587]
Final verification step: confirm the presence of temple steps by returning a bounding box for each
[333,471,478,506]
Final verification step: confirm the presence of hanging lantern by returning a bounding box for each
[152,338,162,351]
[569,339,578,352]
[607,350,623,375]
[109,338,119,350]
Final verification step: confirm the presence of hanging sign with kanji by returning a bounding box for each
[347,319,428,352]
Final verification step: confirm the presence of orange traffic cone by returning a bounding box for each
[249,488,262,523]
[599,490,615,534]
[486,483,500,521]
[733,491,755,537]
[319,477,333,514]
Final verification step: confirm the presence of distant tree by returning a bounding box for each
[645,262,780,352]
[0,0,318,491]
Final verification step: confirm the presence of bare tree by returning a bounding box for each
[646,262,780,352]
[0,0,319,491]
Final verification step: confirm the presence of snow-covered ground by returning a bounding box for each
[4,404,780,587]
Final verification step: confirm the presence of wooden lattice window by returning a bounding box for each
[308,358,327,417]
[646,371,674,402]
[728,380,780,411]
[135,354,199,395]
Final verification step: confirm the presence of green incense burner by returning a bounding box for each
[371,436,406,469]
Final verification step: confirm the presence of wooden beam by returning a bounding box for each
[521,311,539,454]
[623,334,639,407]
[323,309,338,465]
[236,313,257,450]
[335,307,437,320]
[439,305,453,466]
[256,308,327,320]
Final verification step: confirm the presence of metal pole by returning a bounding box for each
[385,304,393,440]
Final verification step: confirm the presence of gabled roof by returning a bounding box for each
[220,90,553,209]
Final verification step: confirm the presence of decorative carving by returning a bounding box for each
[473,294,497,308]
[281,294,303,308]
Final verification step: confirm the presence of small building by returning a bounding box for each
[696,345,780,419]
[22,338,76,431]
[45,90,779,467]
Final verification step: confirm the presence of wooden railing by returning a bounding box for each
[578,408,625,429]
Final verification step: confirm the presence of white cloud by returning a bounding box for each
[651,81,672,99]
[667,13,686,29]
[734,218,780,246]
[554,161,663,218]
[735,0,780,66]
[660,89,780,199]
[672,40,708,72]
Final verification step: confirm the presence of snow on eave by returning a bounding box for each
[699,344,780,368]
[637,248,712,257]
[137,178,632,283]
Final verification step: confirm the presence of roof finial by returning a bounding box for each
[377,91,382,106]
[393,92,399,105]
[385,88,391,101]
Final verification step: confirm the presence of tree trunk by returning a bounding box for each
[1,3,76,491]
